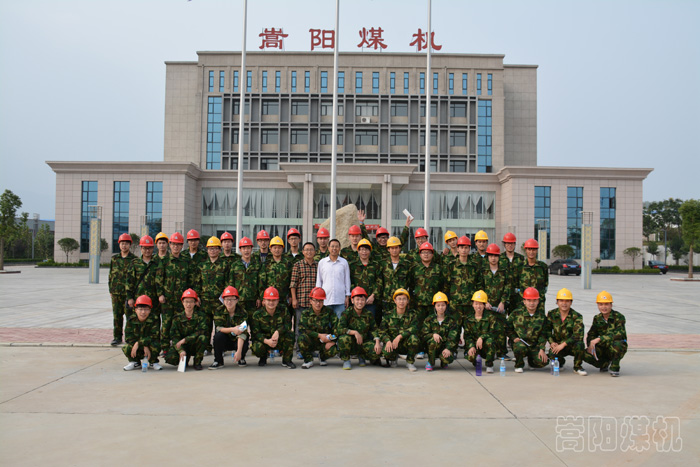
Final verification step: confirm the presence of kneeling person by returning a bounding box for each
[209,286,249,369]
[584,291,627,377]
[165,289,208,370]
[464,290,499,373]
[251,287,296,368]
[547,288,587,375]
[298,287,339,369]
[337,287,383,370]
[421,292,459,371]
[507,287,549,372]
[380,288,420,372]
[122,295,162,371]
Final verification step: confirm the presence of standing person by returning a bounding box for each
[359,211,412,261]
[336,287,383,370]
[340,224,364,262]
[197,236,229,354]
[165,289,208,371]
[315,239,351,318]
[209,286,249,370]
[109,233,135,346]
[229,237,260,311]
[406,227,430,264]
[285,228,303,264]
[421,292,459,371]
[448,235,480,321]
[186,229,207,265]
[463,291,499,374]
[507,287,549,373]
[219,231,240,266]
[290,242,318,348]
[410,242,445,328]
[126,235,158,323]
[122,295,161,371]
[314,227,331,262]
[584,291,628,377]
[378,236,413,315]
[517,238,549,313]
[298,287,339,369]
[252,229,271,265]
[154,232,170,263]
[469,230,489,271]
[379,289,420,372]
[251,287,296,369]
[441,230,459,269]
[481,243,510,359]
[349,239,383,322]
[259,236,293,307]
[499,232,525,312]
[546,288,587,376]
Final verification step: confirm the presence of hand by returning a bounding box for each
[292,297,298,309]
[233,350,242,363]
[159,295,166,304]
[385,341,394,352]
[497,302,505,314]
[513,338,521,344]
[127,299,134,308]
[442,247,450,255]
[442,349,452,359]
[232,326,242,336]
[357,210,366,223]
[433,333,442,344]
[319,334,330,343]
[374,340,383,354]
[345,297,350,307]
[392,336,402,348]
[179,351,187,359]
[468,347,476,357]
[130,342,139,358]
[176,339,186,350]
[353,331,363,345]
[476,337,483,350]
[538,349,548,363]
[405,216,413,227]
[324,341,336,351]
[367,294,375,305]
[550,342,560,354]
[272,330,279,341]
[256,299,261,308]
[143,346,151,360]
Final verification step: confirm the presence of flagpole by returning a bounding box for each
[424,0,432,235]
[235,0,248,253]
[330,0,340,239]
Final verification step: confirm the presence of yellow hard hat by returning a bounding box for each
[471,290,488,303]
[386,236,402,247]
[206,236,222,248]
[357,238,373,250]
[392,288,410,300]
[432,291,449,304]
[556,288,573,300]
[475,230,489,241]
[269,236,284,247]
[155,232,169,243]
[596,291,613,303]
[444,230,458,243]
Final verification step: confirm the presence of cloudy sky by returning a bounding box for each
[1,0,698,219]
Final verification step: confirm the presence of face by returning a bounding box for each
[475,240,487,253]
[434,301,447,314]
[349,233,362,245]
[329,241,340,256]
[416,236,428,247]
[394,294,408,310]
[488,254,499,266]
[352,294,367,311]
[420,249,433,263]
[270,244,283,258]
[525,248,538,260]
[223,296,238,311]
[504,242,516,253]
[458,244,470,257]
[358,246,370,261]
[257,239,270,251]
[119,241,131,254]
[524,298,539,313]
[208,246,220,259]
[377,235,389,246]
[557,299,572,313]
[303,243,316,260]
[446,238,457,249]
[472,301,485,314]
[182,298,196,312]
[597,302,612,315]
[222,239,233,253]
[170,242,183,256]
[156,239,168,254]
[188,239,199,250]
[317,237,329,249]
[288,235,300,248]
[310,297,324,313]
[240,245,252,259]
[388,245,401,258]
[264,298,279,313]
[135,305,151,322]
[141,246,153,258]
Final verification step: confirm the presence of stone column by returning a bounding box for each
[382,174,393,229]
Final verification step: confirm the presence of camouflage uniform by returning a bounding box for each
[212,306,249,364]
[197,257,229,352]
[313,249,330,262]
[122,314,161,364]
[448,259,481,320]
[250,305,294,362]
[108,251,135,340]
[378,256,413,314]
[340,246,359,263]
[298,306,339,363]
[545,308,586,370]
[499,252,525,313]
[349,258,383,322]
[481,266,511,356]
[228,257,260,311]
[421,313,460,366]
[410,261,446,324]
[125,257,159,319]
[165,310,208,366]
[360,224,410,263]
[251,250,270,266]
[379,309,420,364]
[584,310,628,372]
[463,311,499,367]
[506,305,549,369]
[188,249,208,266]
[284,250,304,265]
[336,307,381,363]
[516,261,549,313]
[468,253,489,272]
[258,256,293,304]
[156,254,195,353]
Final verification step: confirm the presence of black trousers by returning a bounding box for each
[213,331,250,364]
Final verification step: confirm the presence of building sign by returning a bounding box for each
[259,27,442,51]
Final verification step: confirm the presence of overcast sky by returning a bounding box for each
[1,0,698,220]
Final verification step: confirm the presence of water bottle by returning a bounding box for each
[269,350,275,363]
[475,354,482,376]
[141,357,148,372]
[499,358,506,376]
[274,349,280,358]
[550,359,554,375]
[553,357,559,376]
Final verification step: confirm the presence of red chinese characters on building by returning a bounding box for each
[409,29,442,51]
[309,29,335,50]
[259,28,289,50]
[357,27,388,50]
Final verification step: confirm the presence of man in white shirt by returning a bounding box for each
[316,239,351,318]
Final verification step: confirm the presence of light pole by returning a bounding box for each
[651,210,667,264]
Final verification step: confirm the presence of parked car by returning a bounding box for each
[549,259,581,276]
[648,261,668,274]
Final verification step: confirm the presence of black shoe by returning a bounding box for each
[208,361,223,370]
[238,359,247,367]
[282,360,296,369]
[110,338,121,346]
[258,356,267,367]
[194,363,203,371]
[372,359,382,367]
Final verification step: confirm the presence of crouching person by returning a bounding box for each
[251,287,296,369]
[464,290,498,373]
[123,295,162,371]
[380,288,420,372]
[546,288,587,376]
[298,287,339,369]
[209,286,249,370]
[337,287,383,370]
[584,291,628,377]
[165,288,207,370]
[421,292,459,371]
[507,287,548,373]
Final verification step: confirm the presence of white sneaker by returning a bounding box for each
[301,361,314,369]
[486,366,494,373]
[406,363,417,372]
[514,367,524,373]
[390,360,398,368]
[574,368,588,376]
[123,362,139,371]
[150,362,163,371]
[398,354,407,360]
[319,360,328,367]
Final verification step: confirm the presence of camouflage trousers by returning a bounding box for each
[337,335,380,362]
[164,335,207,366]
[250,329,294,361]
[583,341,627,372]
[424,337,455,366]
[512,341,548,369]
[450,304,471,323]
[297,334,338,363]
[160,298,178,354]
[466,337,495,367]
[493,312,508,356]
[415,305,434,328]
[548,341,586,370]
[201,298,223,352]
[111,294,128,340]
[123,342,161,364]
[382,334,420,364]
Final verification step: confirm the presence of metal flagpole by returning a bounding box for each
[423,0,432,234]
[235,0,248,253]
[330,0,340,239]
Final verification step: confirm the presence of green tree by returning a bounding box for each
[669,236,687,265]
[646,241,659,261]
[623,247,642,269]
[129,233,140,254]
[57,237,80,263]
[645,198,683,241]
[679,199,700,279]
[552,244,575,259]
[100,238,109,255]
[35,224,54,259]
[0,189,23,270]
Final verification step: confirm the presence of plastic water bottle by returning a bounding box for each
[499,358,506,376]
[553,357,559,376]
[141,358,148,372]
[475,355,482,376]
[269,350,275,363]
[550,359,554,375]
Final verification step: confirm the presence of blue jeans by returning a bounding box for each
[329,304,346,319]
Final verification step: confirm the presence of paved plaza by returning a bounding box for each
[1,265,699,465]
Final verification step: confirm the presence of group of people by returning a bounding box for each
[109,212,627,375]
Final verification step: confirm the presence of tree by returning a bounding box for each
[129,233,140,254]
[552,244,575,259]
[679,199,700,279]
[645,198,683,241]
[669,236,687,265]
[57,237,80,263]
[646,241,659,261]
[623,247,642,269]
[35,224,54,259]
[0,189,22,270]
[100,238,109,255]
[595,257,601,269]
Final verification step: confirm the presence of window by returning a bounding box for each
[487,73,493,96]
[262,100,279,115]
[208,71,214,92]
[261,159,279,171]
[246,71,252,92]
[304,71,310,92]
[420,72,425,94]
[291,129,308,145]
[321,102,344,116]
[355,102,378,116]
[478,100,492,172]
[321,71,328,93]
[275,71,281,92]
[291,71,297,92]
[448,73,454,95]
[320,130,343,145]
[390,72,395,94]
[206,96,222,169]
[355,130,378,145]
[232,129,249,144]
[291,100,309,115]
[372,72,379,94]
[433,72,438,94]
[419,131,437,146]
[261,129,278,144]
[390,131,408,146]
[112,182,129,253]
[233,71,239,92]
[232,100,250,115]
[567,187,584,258]
[450,102,467,118]
[261,71,268,92]
[462,73,468,95]
[338,71,344,93]
[219,71,225,92]
[534,186,551,259]
[80,181,98,253]
[419,102,437,117]
[600,188,616,259]
[449,161,467,173]
[390,102,408,116]
[477,73,482,95]
[450,131,467,146]
[355,71,363,93]
[404,72,409,94]
[146,181,163,238]
[419,160,438,173]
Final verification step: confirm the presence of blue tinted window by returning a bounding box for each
[208,71,214,92]
[146,182,163,238]
[219,71,225,92]
[246,71,252,92]
[404,72,409,94]
[477,100,492,172]
[534,186,551,259]
[390,72,395,94]
[600,187,616,259]
[419,72,425,94]
[112,182,130,253]
[462,73,468,95]
[567,187,584,258]
[291,71,297,92]
[275,71,281,92]
[206,96,222,169]
[233,71,239,92]
[321,71,328,93]
[372,72,379,94]
[262,71,268,92]
[338,71,344,93]
[477,73,482,95]
[487,73,493,96]
[355,72,363,94]
[304,71,310,92]
[448,73,454,95]
[80,181,98,253]
[433,72,438,94]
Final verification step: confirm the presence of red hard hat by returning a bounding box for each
[118,233,132,243]
[169,232,184,244]
[348,225,362,235]
[222,286,239,298]
[187,229,200,240]
[220,232,234,241]
[135,295,152,307]
[239,236,253,248]
[376,227,390,236]
[524,238,539,249]
[351,286,368,298]
[419,242,434,252]
[486,243,501,255]
[181,288,198,301]
[256,230,270,240]
[414,228,429,238]
[523,287,540,300]
[316,227,330,238]
[287,228,301,238]
[457,235,471,246]
[140,235,154,247]
[263,287,280,300]
[503,232,516,243]
[309,287,327,300]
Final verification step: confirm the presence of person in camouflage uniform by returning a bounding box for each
[229,237,260,311]
[516,238,549,314]
[314,227,331,262]
[349,239,383,322]
[448,236,481,321]
[421,292,459,371]
[507,287,549,372]
[584,291,627,376]
[359,210,412,262]
[379,288,420,371]
[410,242,446,326]
[284,228,304,264]
[197,236,229,353]
[165,289,208,370]
[499,232,525,314]
[469,230,489,272]
[122,295,162,370]
[340,223,364,262]
[378,236,413,315]
[109,233,135,345]
[252,229,271,265]
[209,286,249,369]
[251,287,296,368]
[336,287,383,370]
[126,235,158,323]
[440,231,460,270]
[186,229,208,266]
[463,290,499,372]
[258,236,293,305]
[154,232,170,262]
[404,227,430,265]
[546,288,587,375]
[219,231,241,268]
[481,243,510,358]
[298,287,339,368]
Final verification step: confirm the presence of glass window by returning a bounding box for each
[275,71,281,92]
[233,71,239,92]
[291,100,309,115]
[321,71,328,93]
[477,100,492,172]
[433,72,438,94]
[404,72,409,94]
[390,131,408,146]
[112,181,129,253]
[487,73,493,96]
[232,100,250,115]
[219,71,225,92]
[450,131,467,146]
[338,71,344,93]
[419,72,425,94]
[261,159,279,171]
[449,161,466,172]
[600,187,616,259]
[246,71,252,92]
[304,71,310,92]
[320,130,343,145]
[261,129,278,144]
[477,73,482,96]
[355,71,363,93]
[462,73,468,95]
[450,102,467,118]
[448,73,454,95]
[206,96,222,169]
[419,131,437,146]
[567,187,584,258]
[261,71,268,92]
[355,101,378,116]
[390,72,395,94]
[534,186,551,259]
[372,72,379,94]
[146,181,163,238]
[80,181,98,253]
[291,129,308,145]
[355,130,378,145]
[291,71,297,93]
[390,101,408,117]
[321,101,344,116]
[208,71,214,92]
[232,129,249,144]
[419,102,437,117]
[262,100,279,115]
